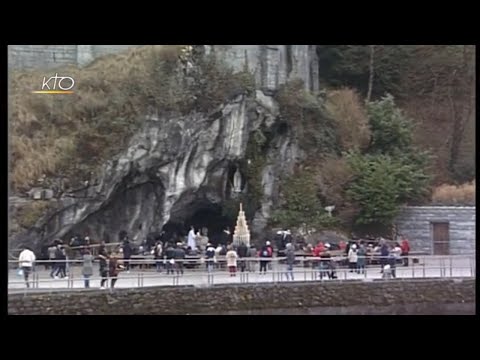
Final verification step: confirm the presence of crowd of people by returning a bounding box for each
[15,229,412,289]
[304,236,411,279]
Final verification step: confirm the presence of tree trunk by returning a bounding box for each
[366,45,375,102]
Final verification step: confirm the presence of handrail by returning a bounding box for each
[8,254,476,265]
[8,263,475,292]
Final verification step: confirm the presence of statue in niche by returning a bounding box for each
[231,168,243,196]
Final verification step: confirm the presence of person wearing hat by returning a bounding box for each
[259,241,272,274]
[205,243,216,273]
[348,244,358,273]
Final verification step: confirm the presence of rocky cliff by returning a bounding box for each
[10,91,299,250]
[9,45,318,250]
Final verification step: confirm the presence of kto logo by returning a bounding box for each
[32,73,75,94]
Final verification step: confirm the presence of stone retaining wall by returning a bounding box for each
[8,279,475,315]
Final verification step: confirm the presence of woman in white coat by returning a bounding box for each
[348,244,358,273]
[226,246,238,277]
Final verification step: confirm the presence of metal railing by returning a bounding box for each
[8,255,475,293]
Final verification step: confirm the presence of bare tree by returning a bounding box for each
[366,45,375,102]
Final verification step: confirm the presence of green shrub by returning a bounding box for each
[271,170,339,230]
[367,94,414,155]
[346,152,430,226]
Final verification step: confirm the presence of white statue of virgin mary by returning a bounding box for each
[232,168,243,193]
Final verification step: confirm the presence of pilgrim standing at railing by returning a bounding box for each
[18,246,36,288]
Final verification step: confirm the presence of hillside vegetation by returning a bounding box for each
[10,45,254,192]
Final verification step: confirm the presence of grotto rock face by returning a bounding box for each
[12,90,299,250]
[10,45,321,250]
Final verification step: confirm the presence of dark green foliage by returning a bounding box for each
[271,170,339,230]
[346,94,431,226]
[367,94,413,155]
[346,153,430,226]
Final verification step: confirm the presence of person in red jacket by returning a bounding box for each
[313,242,325,257]
[400,237,411,267]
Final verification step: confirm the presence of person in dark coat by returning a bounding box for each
[237,242,248,272]
[205,243,216,273]
[108,250,124,288]
[122,240,133,272]
[259,241,272,274]
[274,231,284,255]
[53,245,67,279]
[174,243,186,275]
[98,244,109,289]
[357,242,366,274]
[165,243,176,275]
[380,239,389,273]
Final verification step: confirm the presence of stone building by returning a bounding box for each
[395,206,476,255]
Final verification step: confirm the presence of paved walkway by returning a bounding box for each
[8,258,475,293]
